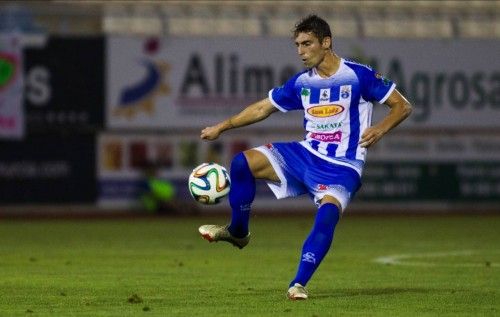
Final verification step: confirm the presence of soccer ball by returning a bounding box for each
[188,162,231,205]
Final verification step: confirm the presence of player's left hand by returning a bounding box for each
[359,126,386,148]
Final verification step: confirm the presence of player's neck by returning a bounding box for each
[315,52,341,78]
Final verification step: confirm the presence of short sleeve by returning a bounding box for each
[268,73,303,112]
[361,68,396,104]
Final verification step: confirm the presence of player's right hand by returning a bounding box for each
[201,126,221,140]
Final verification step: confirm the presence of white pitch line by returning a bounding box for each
[373,250,500,268]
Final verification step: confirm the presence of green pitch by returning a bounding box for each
[0,215,499,316]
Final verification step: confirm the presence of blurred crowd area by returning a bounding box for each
[0,0,499,39]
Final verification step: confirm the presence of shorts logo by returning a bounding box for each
[307,104,344,117]
[265,143,273,149]
[317,184,328,191]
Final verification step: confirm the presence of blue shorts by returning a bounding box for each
[254,142,361,211]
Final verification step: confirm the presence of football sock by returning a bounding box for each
[227,152,255,238]
[290,203,340,287]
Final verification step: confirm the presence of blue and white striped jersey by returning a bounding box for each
[268,58,395,175]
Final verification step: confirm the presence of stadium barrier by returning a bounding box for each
[0,35,499,213]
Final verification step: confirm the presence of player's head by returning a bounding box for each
[293,15,332,49]
[293,15,333,68]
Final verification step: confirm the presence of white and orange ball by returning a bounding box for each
[188,163,231,205]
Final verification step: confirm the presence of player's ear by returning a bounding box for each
[322,37,331,50]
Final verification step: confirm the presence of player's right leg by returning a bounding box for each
[198,149,278,248]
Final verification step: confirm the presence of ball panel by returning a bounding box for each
[188,162,231,205]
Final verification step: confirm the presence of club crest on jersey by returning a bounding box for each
[307,104,344,117]
[341,86,351,99]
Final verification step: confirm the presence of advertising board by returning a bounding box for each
[106,37,499,130]
[24,37,104,134]
[0,134,96,204]
[0,33,24,139]
[98,131,500,210]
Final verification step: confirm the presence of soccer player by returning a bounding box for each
[198,15,412,300]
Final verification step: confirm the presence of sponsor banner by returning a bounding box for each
[359,162,500,202]
[106,37,499,130]
[97,132,292,207]
[0,33,24,139]
[98,131,500,208]
[368,131,500,161]
[0,134,96,203]
[107,36,302,130]
[24,37,104,134]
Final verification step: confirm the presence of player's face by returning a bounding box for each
[294,32,329,68]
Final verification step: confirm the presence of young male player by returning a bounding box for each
[198,15,412,300]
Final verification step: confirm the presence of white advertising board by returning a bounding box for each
[107,36,499,130]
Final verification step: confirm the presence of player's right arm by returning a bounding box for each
[201,98,278,140]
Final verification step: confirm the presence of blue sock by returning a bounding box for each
[227,152,255,238]
[290,203,340,287]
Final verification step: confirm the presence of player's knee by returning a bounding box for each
[230,152,253,179]
[319,195,343,214]
[240,149,279,181]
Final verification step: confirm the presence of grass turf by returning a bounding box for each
[0,214,499,316]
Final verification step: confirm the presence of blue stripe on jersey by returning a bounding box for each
[346,88,361,159]
[326,143,339,157]
[309,140,320,151]
[329,86,339,102]
[310,88,320,104]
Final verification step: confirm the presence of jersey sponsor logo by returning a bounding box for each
[300,88,311,105]
[310,131,342,143]
[307,104,344,117]
[315,122,342,130]
[319,89,330,102]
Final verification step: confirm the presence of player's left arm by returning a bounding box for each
[359,89,412,148]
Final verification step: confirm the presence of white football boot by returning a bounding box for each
[287,283,308,300]
[198,224,250,249]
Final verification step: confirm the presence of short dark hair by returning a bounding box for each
[293,15,332,47]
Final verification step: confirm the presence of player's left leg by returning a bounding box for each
[288,195,342,300]
[199,149,279,248]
